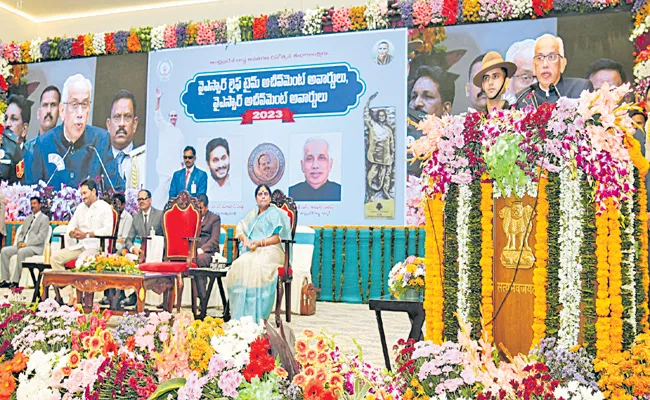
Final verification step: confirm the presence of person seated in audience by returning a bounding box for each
[98,192,133,306]
[51,179,113,306]
[0,197,50,288]
[196,194,221,268]
[117,189,163,308]
[224,184,291,323]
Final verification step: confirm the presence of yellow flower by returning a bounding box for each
[480,176,494,342]
[531,172,548,347]
[424,195,444,343]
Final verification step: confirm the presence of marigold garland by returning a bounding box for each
[424,195,444,343]
[607,200,623,354]
[595,197,611,360]
[531,172,548,348]
[442,184,460,341]
[580,177,598,356]
[479,175,493,342]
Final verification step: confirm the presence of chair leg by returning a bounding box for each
[176,274,183,313]
[275,278,283,327]
[285,279,292,323]
[191,276,198,319]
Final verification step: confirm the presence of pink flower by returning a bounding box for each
[412,0,434,26]
[332,8,351,32]
[218,370,243,398]
[196,22,216,45]
[163,25,177,48]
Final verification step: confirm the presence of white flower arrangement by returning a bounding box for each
[557,169,584,348]
[622,170,637,336]
[302,8,323,36]
[151,25,166,50]
[633,59,650,82]
[0,56,10,79]
[210,316,264,369]
[29,38,42,62]
[388,255,426,299]
[16,348,70,399]
[364,0,389,30]
[456,183,472,323]
[630,15,650,42]
[554,380,605,400]
[509,0,533,19]
[226,16,241,44]
[93,32,106,55]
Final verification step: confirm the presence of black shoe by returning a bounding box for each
[119,293,137,308]
[0,281,9,288]
[98,297,110,306]
[7,282,18,289]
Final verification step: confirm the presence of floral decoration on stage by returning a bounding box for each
[387,255,426,299]
[75,252,141,275]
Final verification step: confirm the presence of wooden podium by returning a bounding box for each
[493,196,537,355]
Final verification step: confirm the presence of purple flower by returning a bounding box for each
[398,0,414,27]
[113,31,129,54]
[40,40,52,60]
[176,22,188,47]
[267,15,280,38]
[213,20,227,43]
[59,38,73,59]
[287,11,304,36]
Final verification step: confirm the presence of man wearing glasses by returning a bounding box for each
[515,34,593,109]
[107,89,146,190]
[168,146,208,198]
[28,74,125,191]
[505,39,537,97]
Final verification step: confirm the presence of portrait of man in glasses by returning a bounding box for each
[505,39,537,97]
[28,73,125,191]
[515,34,593,109]
[168,145,208,198]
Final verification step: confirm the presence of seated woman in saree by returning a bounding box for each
[225,184,291,323]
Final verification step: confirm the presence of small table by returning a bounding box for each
[40,271,177,313]
[368,295,425,371]
[189,268,230,321]
[22,262,51,303]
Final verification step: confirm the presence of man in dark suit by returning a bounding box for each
[516,34,593,109]
[196,194,221,267]
[0,197,50,288]
[113,189,163,307]
[168,146,207,199]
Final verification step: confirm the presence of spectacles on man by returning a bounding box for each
[183,155,195,160]
[64,101,91,111]
[137,197,150,202]
[533,53,562,64]
[513,73,536,85]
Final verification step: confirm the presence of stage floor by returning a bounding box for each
[1,286,417,369]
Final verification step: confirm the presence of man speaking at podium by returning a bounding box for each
[28,74,124,192]
[515,34,593,109]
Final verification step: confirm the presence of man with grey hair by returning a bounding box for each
[505,39,537,96]
[289,137,341,201]
[28,73,124,191]
[515,33,593,109]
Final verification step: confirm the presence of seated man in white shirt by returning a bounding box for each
[51,179,114,305]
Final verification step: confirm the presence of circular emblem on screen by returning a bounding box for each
[247,143,285,186]
[157,60,173,81]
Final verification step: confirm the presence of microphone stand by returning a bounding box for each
[88,146,116,192]
[46,145,73,186]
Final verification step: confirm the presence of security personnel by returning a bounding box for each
[28,74,124,191]
[0,129,25,184]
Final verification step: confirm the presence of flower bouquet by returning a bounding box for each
[75,252,141,275]
[387,255,425,300]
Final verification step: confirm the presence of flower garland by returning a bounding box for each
[364,0,389,29]
[620,175,637,350]
[594,198,611,360]
[608,200,623,354]
[443,184,460,341]
[580,177,598,357]
[424,195,445,343]
[545,172,561,337]
[557,169,584,349]
[456,183,472,325]
[531,173,548,347]
[468,180,484,339]
[479,175,494,342]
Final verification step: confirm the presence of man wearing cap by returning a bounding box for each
[474,52,518,111]
[515,34,593,109]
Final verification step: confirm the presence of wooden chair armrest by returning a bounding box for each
[52,233,66,249]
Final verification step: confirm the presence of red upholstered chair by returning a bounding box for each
[138,191,201,312]
[272,190,298,326]
[57,206,120,269]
